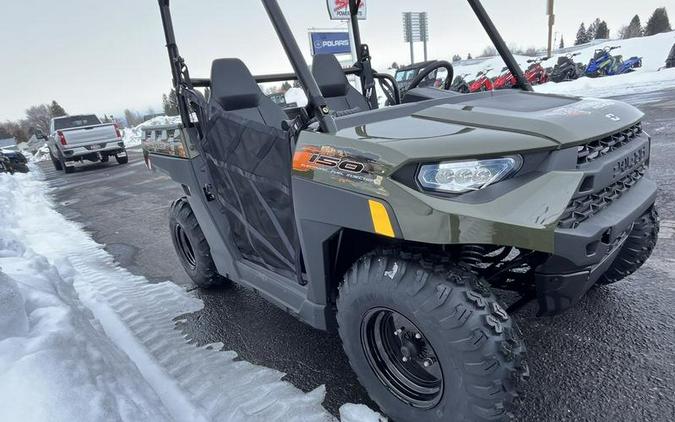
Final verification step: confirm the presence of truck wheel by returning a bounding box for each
[116,150,129,165]
[598,206,659,285]
[58,152,74,174]
[169,197,228,289]
[337,250,528,422]
[50,151,63,171]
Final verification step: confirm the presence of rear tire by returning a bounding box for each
[337,250,528,422]
[59,152,74,174]
[169,197,228,289]
[51,151,63,171]
[598,206,659,285]
[116,150,129,165]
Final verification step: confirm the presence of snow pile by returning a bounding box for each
[535,67,675,98]
[0,170,382,421]
[123,115,182,148]
[28,145,51,163]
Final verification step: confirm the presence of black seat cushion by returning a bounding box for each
[210,58,287,129]
[312,54,370,114]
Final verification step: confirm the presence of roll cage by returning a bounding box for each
[157,0,532,134]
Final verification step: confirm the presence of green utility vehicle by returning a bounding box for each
[149,1,659,420]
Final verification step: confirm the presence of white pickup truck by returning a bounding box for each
[47,114,128,173]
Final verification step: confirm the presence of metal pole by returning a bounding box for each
[261,0,336,132]
[157,0,191,127]
[547,0,555,57]
[466,0,532,91]
[348,0,363,61]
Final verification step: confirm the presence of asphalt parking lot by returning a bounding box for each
[37,89,675,420]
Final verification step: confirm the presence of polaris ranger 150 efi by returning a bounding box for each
[148,1,659,420]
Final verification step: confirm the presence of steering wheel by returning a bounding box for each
[407,60,454,91]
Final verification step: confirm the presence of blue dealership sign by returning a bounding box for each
[310,32,351,56]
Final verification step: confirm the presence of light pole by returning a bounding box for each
[547,0,555,57]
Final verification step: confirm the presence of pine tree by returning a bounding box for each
[595,21,610,39]
[467,53,473,60]
[623,15,643,39]
[587,18,601,40]
[49,101,67,118]
[162,89,179,116]
[280,81,292,92]
[391,62,400,69]
[575,23,588,45]
[645,8,672,36]
[559,36,565,49]
[452,54,462,62]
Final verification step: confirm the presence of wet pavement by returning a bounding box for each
[38,89,675,421]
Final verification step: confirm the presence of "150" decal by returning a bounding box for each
[308,154,365,173]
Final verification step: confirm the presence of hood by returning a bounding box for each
[411,91,643,147]
[337,90,642,151]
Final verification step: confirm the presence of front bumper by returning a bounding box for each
[535,160,657,316]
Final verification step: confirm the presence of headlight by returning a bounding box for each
[417,156,521,194]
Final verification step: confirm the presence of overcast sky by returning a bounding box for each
[1,0,669,121]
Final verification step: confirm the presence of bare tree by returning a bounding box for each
[24,105,52,134]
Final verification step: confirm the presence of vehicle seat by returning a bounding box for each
[311,54,370,114]
[210,58,287,129]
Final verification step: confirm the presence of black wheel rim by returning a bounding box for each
[361,308,444,409]
[174,224,197,270]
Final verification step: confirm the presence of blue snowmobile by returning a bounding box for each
[585,46,642,77]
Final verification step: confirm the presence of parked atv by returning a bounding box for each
[450,73,471,93]
[394,61,453,100]
[524,57,550,85]
[550,53,585,82]
[469,68,494,92]
[493,66,517,89]
[151,1,659,421]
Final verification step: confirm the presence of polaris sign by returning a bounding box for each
[326,0,366,21]
[310,32,351,56]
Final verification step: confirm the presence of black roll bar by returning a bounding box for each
[158,0,194,127]
[261,0,337,133]
[349,0,364,61]
[466,0,532,91]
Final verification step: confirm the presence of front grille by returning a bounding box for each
[576,122,643,166]
[558,165,647,229]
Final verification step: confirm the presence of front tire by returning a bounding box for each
[337,250,528,422]
[598,206,659,285]
[169,197,228,289]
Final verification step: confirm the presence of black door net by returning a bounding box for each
[198,103,300,278]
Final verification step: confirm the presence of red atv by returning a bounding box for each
[469,69,494,92]
[493,66,517,90]
[524,57,550,85]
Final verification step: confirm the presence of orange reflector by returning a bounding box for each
[368,200,395,238]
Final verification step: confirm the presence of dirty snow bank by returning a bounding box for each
[0,169,382,421]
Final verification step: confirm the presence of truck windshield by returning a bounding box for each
[54,115,101,130]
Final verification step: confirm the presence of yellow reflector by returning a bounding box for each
[368,200,395,238]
